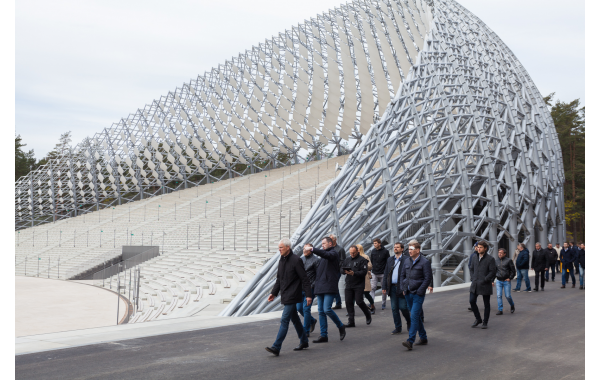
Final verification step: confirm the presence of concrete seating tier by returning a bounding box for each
[16,157,347,321]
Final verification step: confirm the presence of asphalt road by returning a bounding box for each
[16,282,585,380]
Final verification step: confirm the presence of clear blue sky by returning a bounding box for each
[15,0,585,158]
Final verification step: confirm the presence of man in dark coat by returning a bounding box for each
[329,234,346,309]
[571,242,580,274]
[514,243,531,292]
[306,237,346,343]
[577,243,585,289]
[560,242,576,288]
[531,242,549,291]
[265,239,312,356]
[341,245,372,327]
[494,248,516,315]
[400,240,432,350]
[382,242,411,334]
[469,241,497,329]
[544,243,558,282]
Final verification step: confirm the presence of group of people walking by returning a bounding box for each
[265,235,584,356]
[265,235,431,355]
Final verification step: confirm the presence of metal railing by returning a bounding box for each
[92,246,159,287]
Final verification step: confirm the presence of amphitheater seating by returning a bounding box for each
[15,156,347,321]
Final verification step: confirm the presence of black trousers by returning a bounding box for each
[546,264,555,281]
[345,287,371,320]
[534,269,546,289]
[469,292,491,323]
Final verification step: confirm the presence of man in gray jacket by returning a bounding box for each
[296,244,320,337]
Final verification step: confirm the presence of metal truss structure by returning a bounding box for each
[16,0,435,230]
[220,0,566,316]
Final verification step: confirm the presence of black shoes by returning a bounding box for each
[468,307,472,311]
[310,319,317,333]
[293,342,309,351]
[265,346,280,356]
[391,328,402,335]
[339,326,346,341]
[481,322,488,329]
[533,288,538,292]
[332,304,342,310]
[471,320,482,328]
[580,286,584,290]
[511,305,515,313]
[561,285,565,288]
[541,288,544,291]
[415,339,428,346]
[369,304,376,314]
[496,311,503,315]
[366,317,372,325]
[344,320,356,328]
[572,284,576,288]
[313,336,328,343]
[402,341,413,350]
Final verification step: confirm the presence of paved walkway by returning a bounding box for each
[16,280,584,379]
[16,276,128,337]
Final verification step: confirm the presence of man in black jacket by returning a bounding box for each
[400,240,432,350]
[544,243,558,282]
[560,242,576,288]
[494,248,516,315]
[341,245,372,327]
[382,242,411,334]
[531,242,549,291]
[306,237,346,343]
[469,241,497,329]
[330,234,346,309]
[296,244,319,337]
[369,238,391,310]
[265,239,312,356]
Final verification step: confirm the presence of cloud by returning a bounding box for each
[16,0,585,158]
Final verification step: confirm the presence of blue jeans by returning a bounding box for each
[334,291,342,306]
[562,266,575,285]
[405,293,427,344]
[495,280,514,312]
[390,286,411,331]
[515,269,531,290]
[316,293,344,338]
[579,265,585,287]
[272,303,308,352]
[296,289,317,335]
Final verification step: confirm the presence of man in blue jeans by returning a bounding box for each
[296,244,319,336]
[494,248,516,315]
[265,239,312,356]
[560,242,576,288]
[400,239,432,351]
[514,243,531,292]
[382,242,411,334]
[307,237,346,343]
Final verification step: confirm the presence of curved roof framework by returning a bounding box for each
[220,0,567,316]
[16,0,433,230]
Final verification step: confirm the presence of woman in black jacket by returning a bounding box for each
[494,248,516,315]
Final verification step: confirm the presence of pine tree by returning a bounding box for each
[15,135,37,181]
[546,94,585,242]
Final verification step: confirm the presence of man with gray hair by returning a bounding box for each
[265,239,312,356]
